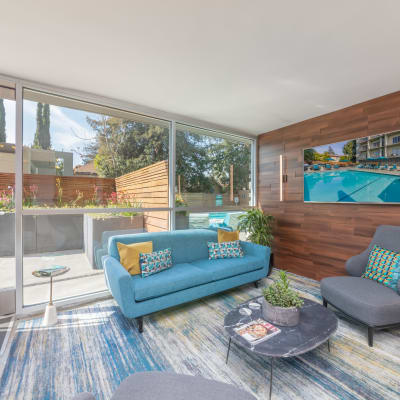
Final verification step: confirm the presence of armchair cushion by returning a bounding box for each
[362,245,400,292]
[321,276,400,326]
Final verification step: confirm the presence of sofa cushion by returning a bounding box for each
[321,276,400,326]
[132,263,213,301]
[192,255,263,281]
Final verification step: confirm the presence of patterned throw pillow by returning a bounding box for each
[208,240,244,260]
[140,248,172,278]
[362,245,400,291]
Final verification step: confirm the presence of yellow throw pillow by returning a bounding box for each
[218,229,239,243]
[117,241,153,275]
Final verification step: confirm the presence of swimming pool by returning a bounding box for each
[304,170,400,202]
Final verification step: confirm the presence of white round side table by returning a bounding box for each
[32,266,70,326]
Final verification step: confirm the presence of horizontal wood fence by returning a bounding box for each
[0,173,115,206]
[116,160,169,232]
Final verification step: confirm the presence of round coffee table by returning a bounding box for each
[224,297,338,399]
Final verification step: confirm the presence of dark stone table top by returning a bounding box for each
[224,297,338,358]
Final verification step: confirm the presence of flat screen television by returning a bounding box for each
[303,131,400,203]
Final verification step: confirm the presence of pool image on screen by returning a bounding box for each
[303,132,400,203]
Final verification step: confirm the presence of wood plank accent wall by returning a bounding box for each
[115,160,169,232]
[0,173,115,205]
[258,91,400,281]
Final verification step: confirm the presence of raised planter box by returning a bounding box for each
[84,214,145,269]
[0,213,83,257]
[175,213,189,230]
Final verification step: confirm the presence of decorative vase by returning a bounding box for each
[262,298,300,327]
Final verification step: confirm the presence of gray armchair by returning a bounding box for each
[321,225,400,347]
[71,371,256,400]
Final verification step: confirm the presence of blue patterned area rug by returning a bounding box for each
[1,271,400,400]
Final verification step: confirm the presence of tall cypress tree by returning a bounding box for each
[42,104,51,149]
[0,99,6,142]
[33,102,44,148]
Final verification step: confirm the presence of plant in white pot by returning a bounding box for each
[262,270,304,326]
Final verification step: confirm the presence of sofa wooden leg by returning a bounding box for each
[136,316,143,333]
[254,280,261,288]
[368,326,374,347]
[323,298,328,308]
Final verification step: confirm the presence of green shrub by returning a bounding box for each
[263,270,303,308]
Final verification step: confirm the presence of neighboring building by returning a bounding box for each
[356,131,400,161]
[74,160,98,176]
[329,154,341,162]
[0,143,74,176]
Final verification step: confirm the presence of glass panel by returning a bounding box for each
[21,88,171,306]
[23,210,169,306]
[175,124,252,211]
[175,210,245,231]
[0,91,16,314]
[22,89,169,209]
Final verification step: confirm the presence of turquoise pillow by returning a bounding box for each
[362,245,400,292]
[140,248,172,277]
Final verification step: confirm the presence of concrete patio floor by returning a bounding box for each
[0,250,107,306]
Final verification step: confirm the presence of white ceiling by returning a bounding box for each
[1,0,400,135]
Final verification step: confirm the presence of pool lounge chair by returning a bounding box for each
[334,164,340,169]
[390,164,397,171]
[380,164,388,170]
[313,164,320,171]
[325,164,331,170]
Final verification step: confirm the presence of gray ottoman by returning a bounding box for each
[72,371,257,400]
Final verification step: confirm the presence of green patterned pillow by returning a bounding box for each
[362,245,400,291]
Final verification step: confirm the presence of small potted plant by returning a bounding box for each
[262,270,304,326]
[237,208,274,275]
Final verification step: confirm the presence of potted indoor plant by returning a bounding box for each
[237,208,274,275]
[262,270,304,326]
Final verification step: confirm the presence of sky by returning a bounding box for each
[4,99,99,167]
[307,140,349,156]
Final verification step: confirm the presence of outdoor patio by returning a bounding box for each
[0,251,106,306]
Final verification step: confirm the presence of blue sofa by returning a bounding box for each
[103,229,270,332]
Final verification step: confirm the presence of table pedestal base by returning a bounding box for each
[43,304,57,326]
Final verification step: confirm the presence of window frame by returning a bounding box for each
[1,73,256,316]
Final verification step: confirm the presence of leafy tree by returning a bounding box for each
[42,104,51,149]
[210,140,251,192]
[342,140,356,162]
[304,148,316,164]
[33,103,43,149]
[313,151,331,161]
[81,116,251,195]
[84,116,168,178]
[176,129,213,193]
[33,103,51,149]
[0,99,5,142]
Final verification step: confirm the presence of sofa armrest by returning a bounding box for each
[240,241,271,269]
[345,248,370,277]
[103,255,135,315]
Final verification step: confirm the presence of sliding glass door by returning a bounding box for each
[21,89,170,306]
